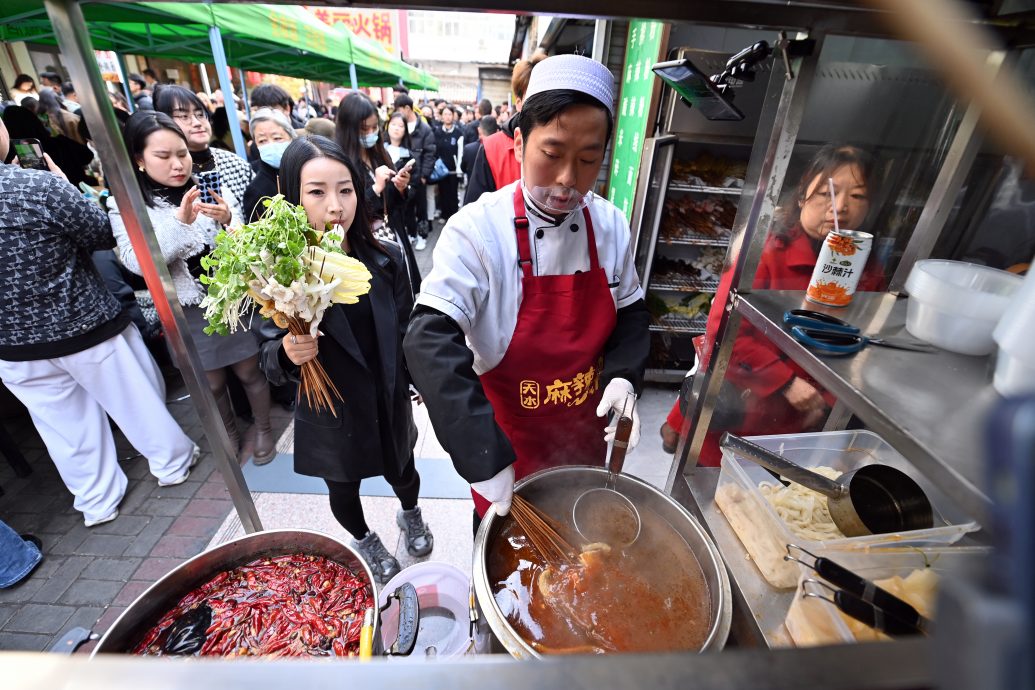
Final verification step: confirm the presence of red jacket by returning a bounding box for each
[670,224,884,465]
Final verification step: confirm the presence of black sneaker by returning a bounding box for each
[352,531,401,584]
[396,507,433,557]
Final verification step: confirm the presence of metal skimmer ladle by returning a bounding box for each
[719,433,934,537]
[572,399,642,547]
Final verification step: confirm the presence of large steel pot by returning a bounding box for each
[93,529,394,656]
[472,466,732,658]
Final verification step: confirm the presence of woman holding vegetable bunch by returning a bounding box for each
[109,111,277,464]
[258,136,433,583]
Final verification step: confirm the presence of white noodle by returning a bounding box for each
[759,466,846,541]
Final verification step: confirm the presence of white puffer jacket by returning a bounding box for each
[107,188,242,306]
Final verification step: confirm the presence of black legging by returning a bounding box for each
[325,457,420,540]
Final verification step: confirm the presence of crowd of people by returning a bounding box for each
[1,52,649,588]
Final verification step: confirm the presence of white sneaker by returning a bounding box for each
[158,445,202,487]
[85,509,119,528]
[415,236,427,251]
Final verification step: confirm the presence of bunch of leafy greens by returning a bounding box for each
[200,195,314,336]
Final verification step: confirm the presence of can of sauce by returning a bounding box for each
[805,230,873,307]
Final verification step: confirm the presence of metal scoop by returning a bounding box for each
[572,399,642,547]
[719,433,934,538]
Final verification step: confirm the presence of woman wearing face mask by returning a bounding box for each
[153,85,253,223]
[257,136,433,583]
[242,107,296,223]
[108,111,277,465]
[659,145,885,463]
[334,93,414,290]
[403,55,650,523]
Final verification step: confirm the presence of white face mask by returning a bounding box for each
[522,179,591,216]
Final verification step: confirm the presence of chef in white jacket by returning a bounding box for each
[403,55,650,525]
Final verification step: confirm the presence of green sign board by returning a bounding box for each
[608,19,665,221]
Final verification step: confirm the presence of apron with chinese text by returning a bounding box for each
[472,185,618,516]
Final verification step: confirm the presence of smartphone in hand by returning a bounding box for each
[195,169,223,204]
[12,139,49,171]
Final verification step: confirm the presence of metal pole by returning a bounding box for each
[349,63,359,91]
[43,0,262,534]
[207,25,248,160]
[239,68,251,122]
[199,62,212,96]
[667,33,825,487]
[887,51,1004,292]
[591,20,611,64]
[115,52,135,113]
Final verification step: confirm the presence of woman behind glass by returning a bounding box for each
[108,111,276,464]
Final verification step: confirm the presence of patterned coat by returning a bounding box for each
[0,165,121,351]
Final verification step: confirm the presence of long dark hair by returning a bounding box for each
[279,135,386,259]
[37,89,72,138]
[123,110,194,208]
[334,92,392,171]
[385,111,413,150]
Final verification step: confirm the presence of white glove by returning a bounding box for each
[596,378,640,451]
[471,464,515,516]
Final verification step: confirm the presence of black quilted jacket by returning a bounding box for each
[0,164,125,360]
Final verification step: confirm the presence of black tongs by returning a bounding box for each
[787,545,932,637]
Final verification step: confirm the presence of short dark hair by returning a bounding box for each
[393,94,414,111]
[13,74,35,90]
[251,83,292,110]
[392,83,409,95]
[143,68,158,80]
[518,89,614,146]
[40,71,62,86]
[478,115,499,136]
[123,110,192,207]
[128,73,147,89]
[478,98,492,117]
[61,81,76,97]
[279,136,386,261]
[153,84,210,121]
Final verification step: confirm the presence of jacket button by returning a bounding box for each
[535,229,544,239]
[570,224,579,232]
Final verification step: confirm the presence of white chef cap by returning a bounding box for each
[522,54,615,115]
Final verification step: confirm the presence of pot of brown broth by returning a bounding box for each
[472,466,731,658]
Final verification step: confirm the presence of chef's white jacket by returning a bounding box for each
[416,181,645,375]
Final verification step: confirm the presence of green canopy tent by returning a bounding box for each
[0,1,439,88]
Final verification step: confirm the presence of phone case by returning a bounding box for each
[196,170,222,205]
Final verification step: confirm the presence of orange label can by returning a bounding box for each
[805,230,873,307]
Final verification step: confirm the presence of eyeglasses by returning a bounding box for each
[172,109,208,124]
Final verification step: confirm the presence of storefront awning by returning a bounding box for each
[0,1,439,90]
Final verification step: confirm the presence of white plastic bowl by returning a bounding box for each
[904,260,1023,356]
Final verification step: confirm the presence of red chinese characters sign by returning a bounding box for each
[305,7,397,53]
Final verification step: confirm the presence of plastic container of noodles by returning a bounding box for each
[712,430,978,589]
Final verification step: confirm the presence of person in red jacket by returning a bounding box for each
[662,144,883,463]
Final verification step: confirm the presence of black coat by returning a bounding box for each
[461,140,480,179]
[408,118,438,182]
[259,240,417,482]
[242,160,280,223]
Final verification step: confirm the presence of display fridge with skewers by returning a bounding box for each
[630,46,770,383]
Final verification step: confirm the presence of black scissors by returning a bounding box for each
[782,309,936,355]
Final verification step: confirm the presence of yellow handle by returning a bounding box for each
[358,608,374,660]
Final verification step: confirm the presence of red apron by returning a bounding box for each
[472,186,618,516]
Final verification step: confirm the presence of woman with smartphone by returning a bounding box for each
[108,111,277,464]
[335,93,418,294]
[152,85,252,224]
[258,136,433,582]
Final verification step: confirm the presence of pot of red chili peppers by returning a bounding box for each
[92,529,419,659]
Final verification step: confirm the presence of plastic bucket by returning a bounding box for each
[378,562,487,658]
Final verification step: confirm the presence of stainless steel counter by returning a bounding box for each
[0,639,934,690]
[736,290,996,525]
